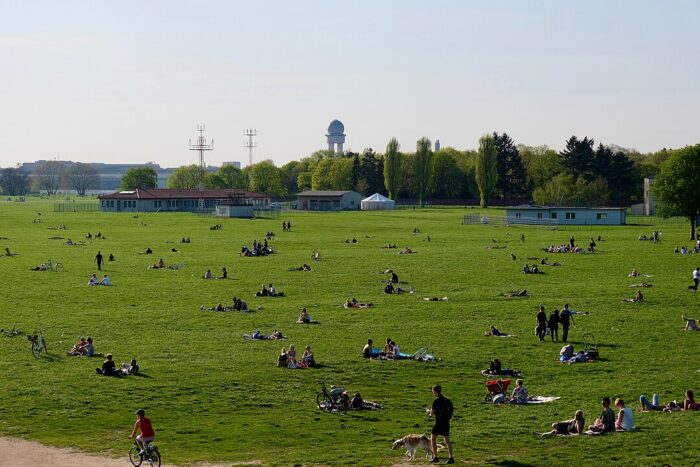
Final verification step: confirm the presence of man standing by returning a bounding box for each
[560,304,575,342]
[693,267,699,291]
[428,385,454,464]
[95,251,103,271]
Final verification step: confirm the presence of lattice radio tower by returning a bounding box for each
[189,124,214,212]
[244,129,257,167]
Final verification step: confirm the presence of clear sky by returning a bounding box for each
[1,0,698,168]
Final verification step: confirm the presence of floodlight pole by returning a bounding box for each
[244,129,257,167]
[189,124,214,212]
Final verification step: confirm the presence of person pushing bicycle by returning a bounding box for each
[130,409,156,455]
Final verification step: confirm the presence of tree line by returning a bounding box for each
[110,134,682,208]
[0,161,100,196]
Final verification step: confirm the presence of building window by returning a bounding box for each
[565,212,576,220]
[596,212,608,220]
[536,212,543,219]
[515,212,521,219]
[551,212,557,219]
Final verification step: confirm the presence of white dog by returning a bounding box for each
[392,434,434,461]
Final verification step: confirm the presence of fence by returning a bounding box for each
[462,214,557,227]
[54,202,100,213]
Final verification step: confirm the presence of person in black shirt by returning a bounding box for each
[96,354,118,376]
[560,304,575,342]
[95,251,103,271]
[428,385,455,464]
[547,309,560,342]
[536,306,547,341]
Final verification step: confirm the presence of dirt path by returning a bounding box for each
[0,437,260,467]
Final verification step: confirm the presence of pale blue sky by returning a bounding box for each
[1,0,698,167]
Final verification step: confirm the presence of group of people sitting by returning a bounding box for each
[209,224,222,230]
[277,344,315,368]
[87,273,111,286]
[201,296,249,312]
[673,244,700,254]
[180,237,191,243]
[241,240,274,257]
[523,264,544,274]
[95,354,140,376]
[344,238,359,244]
[256,283,284,297]
[362,338,402,359]
[327,386,382,411]
[535,397,634,436]
[281,221,292,232]
[203,268,228,279]
[67,337,95,357]
[543,244,587,254]
[559,344,599,364]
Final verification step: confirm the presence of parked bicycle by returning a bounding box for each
[28,331,47,357]
[316,381,348,414]
[1,325,23,337]
[47,258,64,271]
[129,440,161,467]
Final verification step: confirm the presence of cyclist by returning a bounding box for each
[130,409,156,455]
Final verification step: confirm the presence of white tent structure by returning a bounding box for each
[361,193,395,210]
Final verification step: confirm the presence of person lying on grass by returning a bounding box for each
[424,296,448,301]
[629,283,652,288]
[559,344,598,363]
[622,290,644,303]
[484,325,514,337]
[344,298,373,308]
[640,390,700,412]
[540,258,562,266]
[244,329,285,340]
[201,303,226,311]
[29,263,48,271]
[399,247,416,254]
[500,290,528,297]
[288,263,312,271]
[121,358,139,375]
[534,410,585,437]
[383,243,397,249]
[384,283,412,294]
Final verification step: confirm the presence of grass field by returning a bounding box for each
[0,198,698,466]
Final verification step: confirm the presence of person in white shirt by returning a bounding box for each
[269,283,276,296]
[615,398,635,431]
[692,267,699,291]
[87,273,99,286]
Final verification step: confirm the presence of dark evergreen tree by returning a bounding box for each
[493,132,528,198]
[592,144,635,199]
[559,136,595,181]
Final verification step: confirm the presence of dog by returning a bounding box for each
[392,434,434,461]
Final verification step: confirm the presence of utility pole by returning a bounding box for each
[189,124,213,212]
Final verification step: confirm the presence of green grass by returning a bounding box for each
[0,198,698,466]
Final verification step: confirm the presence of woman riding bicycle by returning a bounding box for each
[130,409,156,455]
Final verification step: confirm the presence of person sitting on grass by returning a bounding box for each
[301,345,316,367]
[67,337,87,356]
[100,274,111,286]
[220,267,227,279]
[588,397,616,434]
[399,246,415,254]
[269,329,285,340]
[87,273,99,286]
[344,298,373,308]
[523,264,531,274]
[287,345,297,364]
[121,358,139,375]
[682,315,699,331]
[256,284,269,296]
[231,297,248,311]
[157,258,165,269]
[145,247,152,254]
[622,290,644,303]
[682,390,700,411]
[362,338,376,359]
[311,250,321,261]
[510,379,529,404]
[614,399,635,431]
[277,348,288,367]
[534,410,585,437]
[203,269,213,279]
[390,272,399,283]
[95,353,119,376]
[297,307,311,323]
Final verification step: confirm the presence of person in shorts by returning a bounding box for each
[130,409,155,454]
[428,385,455,464]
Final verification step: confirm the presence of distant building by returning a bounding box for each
[222,161,242,169]
[326,119,346,154]
[98,188,269,212]
[435,139,441,152]
[296,190,360,211]
[505,205,626,225]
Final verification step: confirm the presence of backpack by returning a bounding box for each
[439,397,454,420]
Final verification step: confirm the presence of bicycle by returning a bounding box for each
[1,325,23,337]
[47,258,64,271]
[129,441,161,467]
[316,382,348,414]
[28,331,47,357]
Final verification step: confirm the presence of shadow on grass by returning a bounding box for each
[486,461,536,467]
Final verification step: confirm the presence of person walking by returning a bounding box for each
[95,251,103,271]
[560,304,575,343]
[427,385,454,464]
[547,309,560,342]
[536,306,547,342]
[693,267,699,291]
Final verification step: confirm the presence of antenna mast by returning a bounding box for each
[244,129,258,167]
[189,124,214,212]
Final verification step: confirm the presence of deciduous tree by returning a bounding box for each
[414,137,433,207]
[653,144,700,239]
[383,137,402,199]
[32,160,64,194]
[475,134,498,207]
[65,163,100,196]
[0,167,29,195]
[120,167,158,190]
[167,164,202,189]
[245,160,286,198]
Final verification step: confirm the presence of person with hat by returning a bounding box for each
[130,408,156,455]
